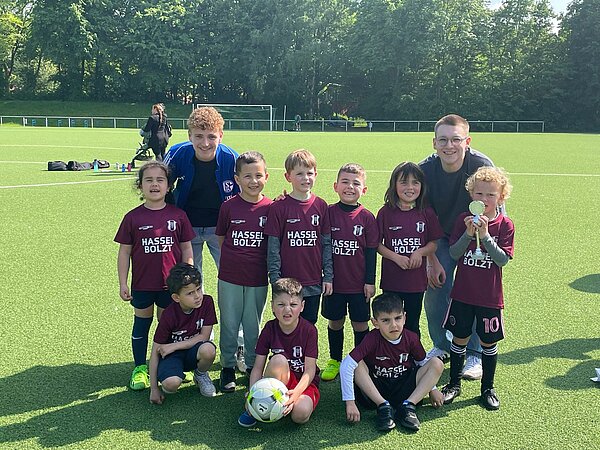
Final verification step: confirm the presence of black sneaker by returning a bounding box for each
[220,367,236,393]
[396,403,420,431]
[480,388,500,410]
[375,403,396,431]
[441,383,461,404]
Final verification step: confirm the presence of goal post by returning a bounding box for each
[193,103,274,131]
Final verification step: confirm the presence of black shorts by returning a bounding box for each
[321,293,370,322]
[443,299,505,344]
[355,366,418,409]
[131,290,173,310]
[157,341,216,381]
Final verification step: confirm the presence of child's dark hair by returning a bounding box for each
[371,292,404,318]
[384,161,427,210]
[272,278,303,300]
[135,161,172,199]
[166,263,202,294]
[235,151,267,175]
[337,163,366,182]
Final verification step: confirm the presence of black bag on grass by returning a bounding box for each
[67,160,93,171]
[48,161,68,171]
[96,159,110,169]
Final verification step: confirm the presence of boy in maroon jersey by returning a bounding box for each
[340,293,444,432]
[149,263,218,404]
[441,167,514,411]
[238,278,320,427]
[321,163,380,382]
[216,151,273,392]
[265,149,333,324]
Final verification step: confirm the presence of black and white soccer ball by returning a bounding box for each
[246,377,289,423]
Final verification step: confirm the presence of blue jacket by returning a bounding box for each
[164,141,239,209]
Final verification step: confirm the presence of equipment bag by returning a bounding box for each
[67,160,93,171]
[48,161,68,171]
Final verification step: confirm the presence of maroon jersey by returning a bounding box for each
[329,204,379,294]
[153,295,217,344]
[255,317,320,386]
[349,328,426,379]
[377,206,444,293]
[216,195,273,286]
[114,204,195,291]
[264,194,330,287]
[450,212,515,308]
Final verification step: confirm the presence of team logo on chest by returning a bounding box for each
[167,220,177,231]
[223,180,235,193]
[311,214,320,226]
[416,221,425,233]
[353,225,364,236]
[259,216,267,227]
[292,346,303,358]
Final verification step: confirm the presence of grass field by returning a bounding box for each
[1,127,599,449]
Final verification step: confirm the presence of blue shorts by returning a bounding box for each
[157,341,216,381]
[321,293,370,322]
[131,290,172,310]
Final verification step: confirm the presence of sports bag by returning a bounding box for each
[48,161,67,171]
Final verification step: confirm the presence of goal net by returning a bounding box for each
[194,103,274,131]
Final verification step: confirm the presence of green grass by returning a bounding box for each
[1,127,599,449]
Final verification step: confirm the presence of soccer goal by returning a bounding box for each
[194,103,274,131]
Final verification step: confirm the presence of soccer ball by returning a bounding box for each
[246,377,289,423]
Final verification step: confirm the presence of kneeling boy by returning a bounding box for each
[149,263,218,404]
[238,278,320,427]
[340,293,444,432]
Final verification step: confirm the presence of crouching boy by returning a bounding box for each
[340,293,444,432]
[149,263,218,404]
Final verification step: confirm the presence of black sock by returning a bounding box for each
[131,316,152,366]
[378,400,390,408]
[328,327,344,361]
[449,341,467,385]
[481,344,498,391]
[353,329,369,347]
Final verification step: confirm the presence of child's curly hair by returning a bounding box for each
[465,166,512,201]
[187,106,224,132]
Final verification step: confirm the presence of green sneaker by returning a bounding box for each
[321,359,341,381]
[130,364,150,390]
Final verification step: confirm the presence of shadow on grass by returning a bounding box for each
[502,338,600,391]
[0,363,452,448]
[569,274,600,294]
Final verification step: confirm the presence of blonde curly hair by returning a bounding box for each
[465,166,512,202]
[187,107,224,132]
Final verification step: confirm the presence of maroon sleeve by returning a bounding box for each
[498,216,515,258]
[153,307,173,344]
[202,295,218,326]
[409,332,427,362]
[319,198,330,234]
[255,321,272,356]
[376,207,386,244]
[114,212,133,244]
[365,210,380,248]
[305,322,319,359]
[349,330,377,362]
[264,201,283,238]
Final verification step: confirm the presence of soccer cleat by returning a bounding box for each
[375,403,396,431]
[424,347,449,364]
[236,346,247,373]
[441,383,461,404]
[462,355,483,380]
[220,367,236,393]
[193,370,217,397]
[480,388,500,410]
[238,410,257,428]
[129,364,150,390]
[183,371,194,383]
[396,403,420,431]
[321,359,341,381]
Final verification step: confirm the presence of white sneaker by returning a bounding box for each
[462,355,483,380]
[424,347,449,363]
[236,346,247,373]
[193,371,217,397]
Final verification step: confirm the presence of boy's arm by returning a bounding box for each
[377,243,410,270]
[117,244,133,301]
[285,357,317,411]
[480,235,510,266]
[321,233,333,295]
[149,342,164,404]
[180,241,193,265]
[408,240,437,269]
[248,354,267,388]
[340,355,361,422]
[449,231,472,260]
[267,236,282,284]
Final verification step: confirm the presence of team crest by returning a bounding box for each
[292,346,303,358]
[416,221,425,233]
[311,214,320,226]
[196,318,204,329]
[167,220,177,231]
[223,180,235,193]
[259,216,267,227]
[353,225,364,236]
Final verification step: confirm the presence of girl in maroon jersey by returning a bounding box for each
[115,162,195,391]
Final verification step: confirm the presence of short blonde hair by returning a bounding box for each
[284,149,317,173]
[187,107,224,132]
[466,166,512,202]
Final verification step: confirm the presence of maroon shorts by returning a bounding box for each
[287,371,320,410]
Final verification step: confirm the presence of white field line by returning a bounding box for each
[0,177,134,189]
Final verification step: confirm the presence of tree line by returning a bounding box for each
[1,0,598,131]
